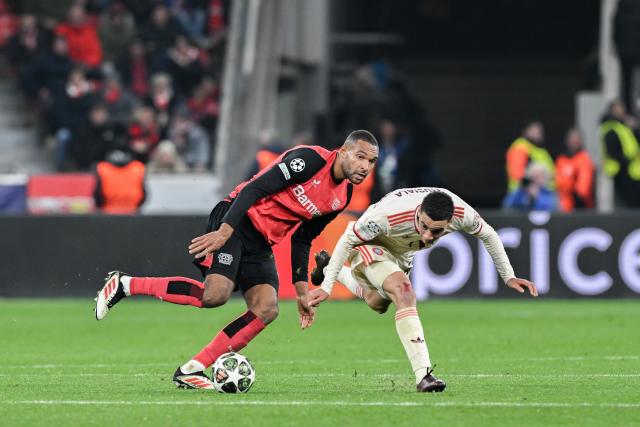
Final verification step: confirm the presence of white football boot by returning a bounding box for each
[173,367,216,390]
[95,271,127,320]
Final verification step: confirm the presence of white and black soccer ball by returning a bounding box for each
[211,352,255,393]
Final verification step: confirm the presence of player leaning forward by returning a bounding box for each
[309,188,538,392]
[95,130,378,389]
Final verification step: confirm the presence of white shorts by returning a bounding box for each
[349,245,408,300]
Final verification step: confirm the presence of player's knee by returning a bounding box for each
[201,292,228,308]
[387,281,416,305]
[253,303,279,324]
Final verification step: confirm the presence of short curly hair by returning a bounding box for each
[420,191,454,221]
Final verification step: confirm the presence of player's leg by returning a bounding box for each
[172,274,239,390]
[95,234,241,320]
[340,265,391,313]
[177,251,277,387]
[380,271,446,392]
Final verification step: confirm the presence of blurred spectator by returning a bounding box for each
[71,103,125,171]
[25,36,74,103]
[147,139,188,173]
[128,106,160,163]
[140,3,183,55]
[7,14,50,76]
[245,128,285,178]
[173,0,207,46]
[94,149,146,214]
[98,1,135,63]
[168,109,210,171]
[614,0,640,115]
[163,35,205,96]
[375,119,411,195]
[599,100,640,207]
[55,4,103,68]
[0,0,18,48]
[555,128,595,212]
[186,77,219,134]
[115,38,151,97]
[505,121,555,193]
[144,72,183,136]
[102,75,138,126]
[503,163,558,212]
[54,67,100,168]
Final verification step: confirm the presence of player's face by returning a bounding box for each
[340,140,378,184]
[416,211,450,245]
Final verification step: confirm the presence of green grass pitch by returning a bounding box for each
[1,298,639,426]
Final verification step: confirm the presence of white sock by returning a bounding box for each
[395,307,431,384]
[120,275,132,296]
[181,359,206,374]
[330,266,365,300]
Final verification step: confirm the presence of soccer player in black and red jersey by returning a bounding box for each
[95,130,379,389]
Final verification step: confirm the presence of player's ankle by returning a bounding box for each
[181,359,206,374]
[120,275,132,296]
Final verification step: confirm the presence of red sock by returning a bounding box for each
[193,310,266,367]
[130,277,204,307]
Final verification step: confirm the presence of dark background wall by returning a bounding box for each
[0,216,205,298]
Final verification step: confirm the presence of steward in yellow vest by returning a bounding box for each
[600,100,640,207]
[506,121,555,192]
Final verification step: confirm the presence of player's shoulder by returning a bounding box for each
[280,145,329,182]
[283,145,331,162]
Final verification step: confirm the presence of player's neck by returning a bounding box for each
[331,159,345,184]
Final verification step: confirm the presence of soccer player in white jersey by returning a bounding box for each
[308,188,538,392]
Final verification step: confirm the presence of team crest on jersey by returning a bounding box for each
[290,158,305,172]
[372,247,384,256]
[217,253,234,265]
[331,198,341,210]
[366,220,381,235]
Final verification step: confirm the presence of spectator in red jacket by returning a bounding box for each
[128,106,160,163]
[556,128,595,212]
[55,4,103,68]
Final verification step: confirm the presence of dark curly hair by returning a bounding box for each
[420,191,454,221]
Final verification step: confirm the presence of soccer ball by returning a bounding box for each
[211,352,255,393]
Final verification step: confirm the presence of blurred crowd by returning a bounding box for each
[2,0,227,172]
[503,100,640,213]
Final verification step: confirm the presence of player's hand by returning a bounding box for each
[188,224,233,258]
[296,295,315,330]
[507,277,538,297]
[308,288,330,307]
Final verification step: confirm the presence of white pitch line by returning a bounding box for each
[4,400,640,409]
[4,355,639,370]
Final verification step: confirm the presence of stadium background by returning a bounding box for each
[0,2,639,426]
[0,0,636,300]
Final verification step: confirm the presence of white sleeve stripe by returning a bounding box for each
[278,163,290,180]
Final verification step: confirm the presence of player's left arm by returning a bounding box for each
[290,185,353,329]
[463,207,538,297]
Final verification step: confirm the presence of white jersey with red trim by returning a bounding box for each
[320,187,516,294]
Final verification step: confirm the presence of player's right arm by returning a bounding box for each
[309,210,387,306]
[456,200,538,297]
[188,148,326,258]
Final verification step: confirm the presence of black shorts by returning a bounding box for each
[193,200,279,293]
